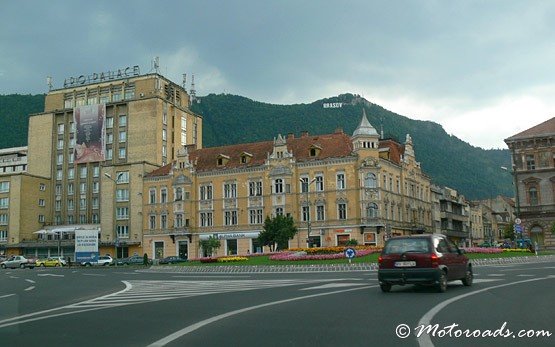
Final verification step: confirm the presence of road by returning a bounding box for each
[0,261,554,347]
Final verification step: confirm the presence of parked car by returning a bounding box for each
[1,255,36,269]
[81,255,113,267]
[378,234,473,293]
[115,255,151,266]
[159,256,187,265]
[36,257,66,267]
[478,241,495,248]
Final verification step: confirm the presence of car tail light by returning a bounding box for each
[431,254,439,268]
[378,256,383,264]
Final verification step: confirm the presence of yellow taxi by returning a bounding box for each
[36,257,66,267]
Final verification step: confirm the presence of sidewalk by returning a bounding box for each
[139,255,555,274]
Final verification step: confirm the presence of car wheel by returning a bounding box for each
[437,271,448,293]
[20,264,25,269]
[40,263,45,267]
[1,264,5,269]
[462,267,473,286]
[380,283,392,293]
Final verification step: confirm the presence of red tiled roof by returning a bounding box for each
[144,163,173,178]
[379,139,404,164]
[505,117,555,141]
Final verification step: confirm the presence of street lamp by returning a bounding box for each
[500,166,521,218]
[104,172,121,265]
[299,177,316,247]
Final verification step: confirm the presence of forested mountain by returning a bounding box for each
[191,93,512,200]
[0,94,45,148]
[0,93,512,199]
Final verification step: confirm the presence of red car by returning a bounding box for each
[378,234,473,292]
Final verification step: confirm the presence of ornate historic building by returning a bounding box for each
[505,117,555,249]
[142,110,433,259]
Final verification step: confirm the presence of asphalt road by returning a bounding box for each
[0,262,553,347]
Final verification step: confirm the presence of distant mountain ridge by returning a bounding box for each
[0,93,512,199]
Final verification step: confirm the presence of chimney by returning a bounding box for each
[301,131,309,137]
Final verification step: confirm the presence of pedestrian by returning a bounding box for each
[67,256,71,268]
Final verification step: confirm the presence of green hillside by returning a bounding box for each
[0,94,45,148]
[191,93,512,200]
[0,93,512,199]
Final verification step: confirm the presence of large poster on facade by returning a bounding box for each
[73,104,106,163]
[75,229,99,263]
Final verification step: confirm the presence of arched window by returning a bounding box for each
[274,179,283,194]
[175,187,183,201]
[364,173,377,188]
[367,203,379,218]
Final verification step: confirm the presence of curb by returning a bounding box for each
[139,255,555,274]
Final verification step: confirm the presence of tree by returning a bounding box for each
[258,214,298,251]
[503,223,515,240]
[199,236,221,257]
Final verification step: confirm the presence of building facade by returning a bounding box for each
[12,71,202,258]
[505,117,555,249]
[142,111,433,260]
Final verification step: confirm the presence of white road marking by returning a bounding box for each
[172,275,252,279]
[37,274,64,277]
[417,276,554,347]
[472,279,503,283]
[146,284,377,347]
[300,283,369,290]
[25,279,35,284]
[487,274,505,277]
[9,276,19,279]
[516,274,535,277]
[0,294,15,299]
[24,286,35,291]
[501,266,555,271]
[82,273,106,277]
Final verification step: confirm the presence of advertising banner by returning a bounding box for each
[73,104,106,163]
[75,229,99,263]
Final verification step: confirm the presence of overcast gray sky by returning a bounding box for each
[1,0,554,149]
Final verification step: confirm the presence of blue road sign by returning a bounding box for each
[344,248,357,259]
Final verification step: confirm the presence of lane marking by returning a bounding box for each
[147,284,377,347]
[487,274,505,277]
[472,279,502,283]
[26,279,35,284]
[417,276,554,347]
[82,273,106,277]
[37,274,64,277]
[516,274,535,277]
[9,276,19,279]
[172,275,252,279]
[0,294,15,299]
[24,286,35,291]
[501,266,555,271]
[300,283,369,290]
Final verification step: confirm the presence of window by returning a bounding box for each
[106,117,113,129]
[118,147,126,159]
[55,200,61,211]
[68,168,74,180]
[119,131,127,142]
[149,189,156,204]
[249,181,262,196]
[116,189,129,201]
[67,199,74,211]
[106,133,113,144]
[117,225,129,239]
[116,207,129,220]
[117,171,129,183]
[67,183,74,195]
[162,129,167,141]
[38,215,45,223]
[363,232,377,246]
[336,173,345,190]
[0,214,8,225]
[92,213,99,223]
[338,203,347,220]
[300,177,309,193]
[0,230,7,242]
[275,207,284,216]
[200,185,213,200]
[55,184,62,195]
[56,170,63,181]
[175,214,183,227]
[316,205,325,221]
[249,209,263,224]
[367,203,379,218]
[160,188,168,203]
[274,179,283,194]
[301,205,310,222]
[149,215,156,229]
[79,197,86,210]
[79,214,87,224]
[526,154,535,170]
[175,187,183,201]
[200,212,213,227]
[57,123,65,134]
[38,199,45,207]
[79,182,87,194]
[161,214,167,229]
[0,182,9,193]
[57,139,64,150]
[0,198,9,209]
[92,181,99,193]
[106,148,113,160]
[39,183,46,191]
[315,175,324,191]
[80,166,87,178]
[225,210,238,226]
[528,186,539,205]
[224,183,237,198]
[92,197,99,209]
[119,115,127,127]
[364,173,377,188]
[56,154,64,165]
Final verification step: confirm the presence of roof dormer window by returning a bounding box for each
[309,145,322,157]
[217,154,230,167]
[240,152,253,164]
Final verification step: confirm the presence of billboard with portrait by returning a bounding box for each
[73,104,106,163]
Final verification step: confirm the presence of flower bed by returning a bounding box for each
[269,248,376,261]
[462,247,504,254]
[217,256,248,263]
[287,246,382,255]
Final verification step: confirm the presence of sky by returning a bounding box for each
[1,0,554,149]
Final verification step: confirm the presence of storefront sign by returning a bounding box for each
[64,65,140,88]
[199,232,260,240]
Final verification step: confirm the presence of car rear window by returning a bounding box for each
[384,238,430,254]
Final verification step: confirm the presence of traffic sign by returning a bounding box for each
[344,248,356,259]
[514,225,523,233]
[515,218,521,225]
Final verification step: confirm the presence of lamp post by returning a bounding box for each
[104,172,121,265]
[299,177,316,247]
[501,165,521,243]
